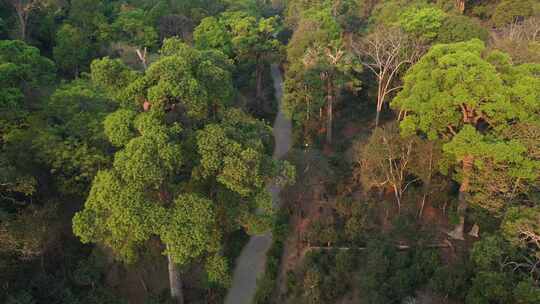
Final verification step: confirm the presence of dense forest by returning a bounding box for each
[0,0,539,303]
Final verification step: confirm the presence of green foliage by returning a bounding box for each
[492,0,535,27]
[54,24,92,77]
[393,39,540,211]
[466,235,540,304]
[398,6,446,40]
[194,16,233,56]
[0,40,55,109]
[72,170,156,262]
[369,0,431,27]
[104,109,137,147]
[430,257,473,301]
[160,194,221,266]
[113,8,158,49]
[501,206,540,254]
[361,238,441,304]
[0,203,60,260]
[436,15,489,43]
[514,279,540,304]
[128,38,234,118]
[196,108,294,232]
[31,80,113,192]
[90,57,139,104]
[68,0,111,42]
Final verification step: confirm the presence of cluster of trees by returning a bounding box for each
[0,0,294,303]
[1,0,539,303]
[276,0,540,303]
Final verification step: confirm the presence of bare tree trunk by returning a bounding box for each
[455,0,466,14]
[326,82,333,145]
[136,47,148,70]
[14,8,27,41]
[448,155,473,240]
[375,79,384,127]
[167,253,184,304]
[419,193,427,219]
[19,16,27,41]
[393,184,401,213]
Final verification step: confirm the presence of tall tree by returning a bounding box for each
[53,24,92,77]
[356,123,417,212]
[392,39,540,239]
[194,11,283,103]
[303,41,361,144]
[74,40,293,303]
[283,4,353,144]
[5,0,41,40]
[353,25,424,126]
[32,80,113,195]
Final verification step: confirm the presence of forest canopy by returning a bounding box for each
[0,1,539,304]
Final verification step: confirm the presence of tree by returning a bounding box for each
[454,0,467,14]
[0,40,55,141]
[53,24,92,77]
[468,234,540,304]
[0,39,55,104]
[32,80,113,195]
[195,11,283,102]
[194,16,234,56]
[303,41,361,144]
[73,109,215,304]
[392,39,540,239]
[353,25,424,126]
[490,17,540,64]
[355,123,419,212]
[283,4,363,145]
[158,14,193,41]
[74,41,293,303]
[90,57,140,104]
[491,0,535,28]
[127,38,234,119]
[195,108,295,234]
[112,8,158,69]
[6,0,40,40]
[68,0,109,40]
[436,15,489,44]
[0,203,60,261]
[398,6,446,41]
[502,207,540,258]
[228,12,282,102]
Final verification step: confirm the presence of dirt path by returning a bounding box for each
[224,64,292,304]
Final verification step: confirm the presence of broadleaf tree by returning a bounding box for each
[392,39,540,239]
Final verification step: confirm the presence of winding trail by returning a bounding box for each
[224,64,292,304]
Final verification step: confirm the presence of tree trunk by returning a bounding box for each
[255,60,264,102]
[20,18,26,41]
[455,0,466,14]
[448,155,473,240]
[393,184,401,213]
[15,10,27,41]
[326,90,333,145]
[375,107,381,127]
[136,48,148,70]
[167,253,184,304]
[375,80,384,127]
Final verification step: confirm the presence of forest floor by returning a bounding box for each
[271,109,476,303]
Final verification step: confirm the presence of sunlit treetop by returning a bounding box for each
[124,38,234,119]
